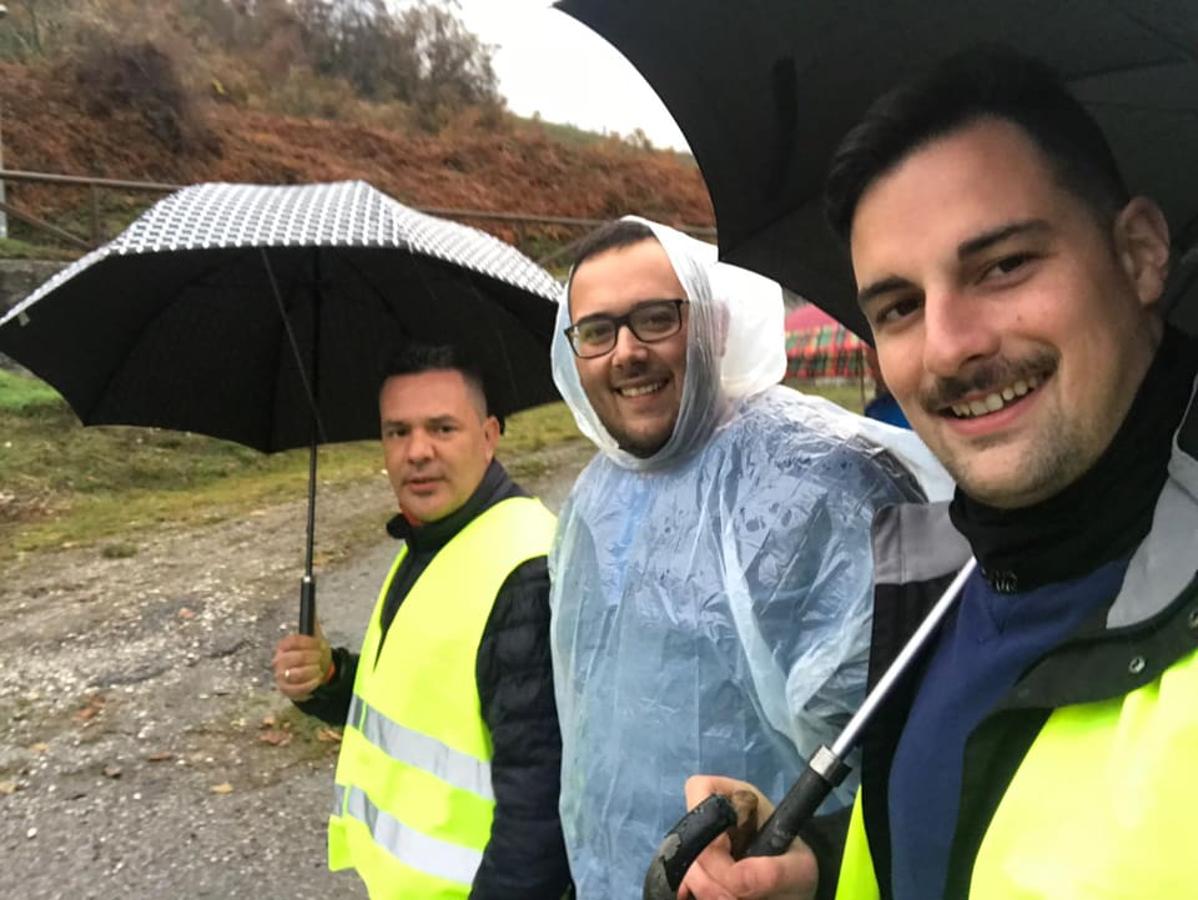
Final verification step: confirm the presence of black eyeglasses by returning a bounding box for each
[564,299,688,358]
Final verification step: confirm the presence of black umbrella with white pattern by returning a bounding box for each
[0,180,563,633]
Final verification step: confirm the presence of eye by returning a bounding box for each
[577,320,615,345]
[874,295,922,326]
[638,310,676,332]
[983,252,1036,280]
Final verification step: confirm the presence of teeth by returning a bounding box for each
[950,375,1045,419]
[620,381,665,398]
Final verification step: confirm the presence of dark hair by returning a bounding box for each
[825,45,1130,242]
[378,343,499,427]
[572,219,657,270]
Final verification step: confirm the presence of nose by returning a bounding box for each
[610,321,650,368]
[405,428,434,464]
[921,288,1001,379]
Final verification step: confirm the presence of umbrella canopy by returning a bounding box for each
[0,180,564,635]
[557,0,1198,339]
[0,180,562,451]
[784,303,866,381]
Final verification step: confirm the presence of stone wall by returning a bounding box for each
[0,259,67,371]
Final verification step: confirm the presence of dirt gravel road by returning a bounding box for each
[0,442,591,899]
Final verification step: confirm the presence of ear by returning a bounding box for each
[481,415,500,463]
[1113,197,1171,309]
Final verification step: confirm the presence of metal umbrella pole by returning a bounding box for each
[262,249,329,636]
[643,558,978,900]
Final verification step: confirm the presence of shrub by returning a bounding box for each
[64,28,218,155]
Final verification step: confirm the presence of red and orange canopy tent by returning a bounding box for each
[784,303,868,381]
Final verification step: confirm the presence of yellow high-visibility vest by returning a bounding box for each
[835,645,1198,899]
[328,496,557,900]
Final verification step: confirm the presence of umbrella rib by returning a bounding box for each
[264,272,304,453]
[261,248,328,446]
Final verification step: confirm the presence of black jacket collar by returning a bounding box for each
[385,459,526,555]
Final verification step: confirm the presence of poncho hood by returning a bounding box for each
[552,216,787,471]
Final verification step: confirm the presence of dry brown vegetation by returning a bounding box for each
[0,0,713,257]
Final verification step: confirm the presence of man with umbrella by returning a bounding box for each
[273,344,572,900]
[680,47,1198,900]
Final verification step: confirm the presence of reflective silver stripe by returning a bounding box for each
[344,785,482,886]
[332,783,346,816]
[355,696,494,802]
[346,694,364,729]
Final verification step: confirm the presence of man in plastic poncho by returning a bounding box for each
[548,217,951,898]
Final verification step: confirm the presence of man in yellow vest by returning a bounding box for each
[272,344,571,900]
[678,46,1198,900]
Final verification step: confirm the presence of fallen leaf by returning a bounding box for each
[178,608,196,620]
[259,714,276,728]
[103,765,122,779]
[145,751,174,763]
[28,742,49,754]
[75,706,99,723]
[258,729,292,747]
[315,727,342,744]
[0,781,17,795]
[210,783,234,795]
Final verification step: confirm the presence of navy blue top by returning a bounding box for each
[864,394,910,429]
[887,558,1130,900]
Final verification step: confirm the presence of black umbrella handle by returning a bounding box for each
[299,575,316,636]
[745,749,849,856]
[642,747,849,900]
[643,793,738,900]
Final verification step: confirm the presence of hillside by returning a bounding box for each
[0,60,714,257]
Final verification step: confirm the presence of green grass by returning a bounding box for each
[0,236,82,262]
[0,368,64,413]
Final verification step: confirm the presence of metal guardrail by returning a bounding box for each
[0,168,717,259]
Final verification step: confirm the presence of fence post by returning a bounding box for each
[89,184,101,245]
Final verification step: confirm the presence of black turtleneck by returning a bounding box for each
[949,326,1198,593]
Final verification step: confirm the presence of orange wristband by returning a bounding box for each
[323,659,337,685]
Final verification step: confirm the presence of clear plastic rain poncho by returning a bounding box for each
[548,217,952,899]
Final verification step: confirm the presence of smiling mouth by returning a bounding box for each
[945,375,1044,419]
[616,379,668,398]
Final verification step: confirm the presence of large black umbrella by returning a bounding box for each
[557,0,1198,339]
[0,180,562,632]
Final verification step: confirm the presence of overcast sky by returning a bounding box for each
[452,0,691,152]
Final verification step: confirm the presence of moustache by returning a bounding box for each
[920,352,1058,411]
